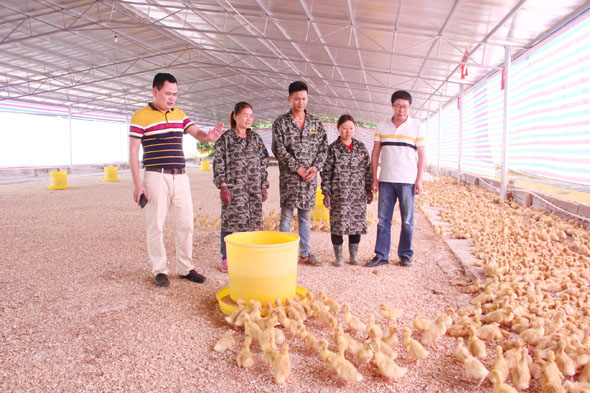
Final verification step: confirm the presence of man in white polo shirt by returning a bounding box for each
[366,90,426,268]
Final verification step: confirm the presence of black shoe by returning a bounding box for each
[365,256,388,267]
[154,273,170,287]
[400,257,414,267]
[180,269,206,283]
[299,254,321,266]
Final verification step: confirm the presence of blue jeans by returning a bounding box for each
[279,208,311,257]
[375,182,415,260]
[220,230,233,260]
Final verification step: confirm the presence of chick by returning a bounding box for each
[455,338,470,363]
[490,369,519,393]
[579,361,590,383]
[319,292,341,313]
[462,354,489,388]
[412,313,432,333]
[372,339,407,381]
[225,298,246,326]
[318,339,338,369]
[342,303,366,334]
[272,342,290,384]
[243,314,262,341]
[477,323,509,341]
[379,304,403,325]
[420,315,447,348]
[355,341,374,367]
[512,346,531,390]
[564,381,590,393]
[491,346,509,383]
[520,318,545,345]
[285,298,305,324]
[382,325,399,347]
[236,336,255,368]
[462,278,482,294]
[541,351,564,388]
[213,331,236,352]
[331,348,364,383]
[367,313,383,340]
[402,327,429,363]
[555,335,577,377]
[298,325,319,354]
[468,325,487,358]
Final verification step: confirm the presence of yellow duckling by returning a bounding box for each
[491,345,509,383]
[213,331,236,352]
[342,303,366,334]
[382,325,399,347]
[455,338,470,363]
[379,303,403,324]
[236,336,255,368]
[462,354,489,388]
[272,342,290,384]
[468,325,487,358]
[372,339,407,382]
[490,369,518,393]
[402,327,429,363]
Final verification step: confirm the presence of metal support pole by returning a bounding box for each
[438,102,441,173]
[500,46,511,199]
[426,111,430,170]
[68,106,73,170]
[458,84,463,181]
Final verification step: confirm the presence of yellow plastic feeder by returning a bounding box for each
[216,231,304,315]
[200,160,211,171]
[311,187,330,222]
[48,171,70,190]
[102,166,120,182]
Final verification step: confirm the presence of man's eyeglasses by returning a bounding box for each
[393,104,410,110]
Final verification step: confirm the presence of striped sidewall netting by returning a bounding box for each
[426,10,590,185]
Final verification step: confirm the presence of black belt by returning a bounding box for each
[145,167,185,175]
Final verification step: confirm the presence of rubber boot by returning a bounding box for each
[349,243,360,265]
[333,244,344,267]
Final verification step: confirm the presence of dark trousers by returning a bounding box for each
[331,234,361,246]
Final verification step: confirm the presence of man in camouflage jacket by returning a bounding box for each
[271,81,328,265]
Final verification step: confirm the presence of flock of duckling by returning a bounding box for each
[212,175,590,391]
[195,210,379,232]
[214,293,435,385]
[417,176,590,393]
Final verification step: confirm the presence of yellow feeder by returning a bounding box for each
[200,160,211,171]
[102,166,120,182]
[311,187,330,222]
[216,231,304,315]
[48,171,70,190]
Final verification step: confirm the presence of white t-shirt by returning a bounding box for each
[374,116,425,184]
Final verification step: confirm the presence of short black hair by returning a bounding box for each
[288,81,308,96]
[391,90,412,105]
[337,114,355,129]
[153,73,177,90]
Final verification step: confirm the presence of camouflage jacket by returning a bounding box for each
[213,129,269,232]
[271,110,328,210]
[320,137,372,236]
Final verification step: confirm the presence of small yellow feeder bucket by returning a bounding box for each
[221,231,300,312]
[311,187,330,222]
[200,160,211,171]
[102,166,120,182]
[48,171,70,190]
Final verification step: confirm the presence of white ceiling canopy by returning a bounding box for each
[0,0,587,125]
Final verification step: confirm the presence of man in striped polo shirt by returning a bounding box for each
[129,73,224,287]
[366,90,426,268]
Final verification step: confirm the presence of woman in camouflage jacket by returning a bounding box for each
[320,114,373,266]
[213,102,269,272]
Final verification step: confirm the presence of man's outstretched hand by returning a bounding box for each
[206,122,225,142]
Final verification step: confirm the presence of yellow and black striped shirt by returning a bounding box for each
[129,103,193,169]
